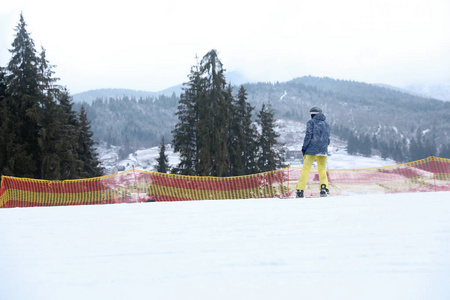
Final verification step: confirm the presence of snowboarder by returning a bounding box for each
[296,107,330,198]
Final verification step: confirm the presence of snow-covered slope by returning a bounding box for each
[1,191,449,300]
[97,119,397,174]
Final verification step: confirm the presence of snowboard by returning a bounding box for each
[280,192,329,199]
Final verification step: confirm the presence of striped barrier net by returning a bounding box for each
[1,156,449,208]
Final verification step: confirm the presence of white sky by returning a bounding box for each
[1,0,449,94]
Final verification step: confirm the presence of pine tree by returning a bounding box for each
[28,47,64,179]
[199,49,230,177]
[409,132,425,161]
[56,88,84,179]
[0,67,6,104]
[392,140,406,163]
[77,105,103,177]
[0,13,41,177]
[0,67,8,174]
[1,13,102,179]
[379,140,390,160]
[229,85,258,175]
[172,62,203,175]
[423,130,437,158]
[256,103,284,172]
[347,133,358,155]
[155,136,170,173]
[173,50,234,176]
[371,135,378,151]
[173,50,281,176]
[228,86,245,176]
[360,134,372,157]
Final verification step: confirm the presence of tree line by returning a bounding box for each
[252,77,450,163]
[334,125,447,162]
[0,14,102,179]
[170,50,284,176]
[73,93,179,159]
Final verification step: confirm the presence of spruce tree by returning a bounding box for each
[1,13,102,179]
[379,140,390,160]
[423,130,437,158]
[199,49,230,177]
[28,47,64,179]
[0,67,6,104]
[256,103,284,172]
[229,85,258,175]
[172,62,203,175]
[77,105,103,177]
[347,133,358,155]
[0,67,8,174]
[409,132,425,161]
[173,50,233,177]
[239,86,259,174]
[56,88,84,179]
[173,50,281,176]
[228,85,245,176]
[0,13,41,177]
[360,134,372,157]
[155,136,170,173]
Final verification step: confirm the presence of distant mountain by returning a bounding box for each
[243,76,449,137]
[72,72,248,105]
[73,85,182,104]
[75,76,450,162]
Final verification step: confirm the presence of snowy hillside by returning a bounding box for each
[97,119,396,174]
[1,191,449,300]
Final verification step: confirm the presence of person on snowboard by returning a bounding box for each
[296,107,330,198]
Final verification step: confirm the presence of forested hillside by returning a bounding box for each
[74,76,450,162]
[244,77,450,161]
[74,94,178,159]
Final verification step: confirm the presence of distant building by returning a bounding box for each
[111,165,126,174]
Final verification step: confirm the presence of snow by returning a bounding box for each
[1,191,450,300]
[278,119,397,169]
[97,119,398,174]
[98,143,181,174]
[392,126,398,134]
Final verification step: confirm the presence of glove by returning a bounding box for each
[301,147,306,156]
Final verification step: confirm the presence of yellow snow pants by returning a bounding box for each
[296,155,328,190]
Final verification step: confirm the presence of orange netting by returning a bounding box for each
[1,156,449,208]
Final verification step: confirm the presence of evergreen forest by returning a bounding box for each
[0,14,102,179]
[171,50,284,176]
[76,75,450,164]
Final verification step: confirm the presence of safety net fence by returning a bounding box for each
[1,156,449,208]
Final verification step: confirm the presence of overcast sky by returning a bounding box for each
[1,0,449,94]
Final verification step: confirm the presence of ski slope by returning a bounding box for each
[1,192,450,300]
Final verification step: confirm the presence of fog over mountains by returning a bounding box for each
[404,84,450,102]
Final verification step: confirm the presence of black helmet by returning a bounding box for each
[309,107,322,115]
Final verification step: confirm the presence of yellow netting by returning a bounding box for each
[1,156,449,208]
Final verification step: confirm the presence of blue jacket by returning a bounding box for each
[302,113,330,156]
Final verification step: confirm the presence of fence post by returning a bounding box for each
[287,165,291,197]
[431,155,437,192]
[133,166,140,202]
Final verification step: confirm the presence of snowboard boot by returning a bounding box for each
[320,184,328,197]
[296,190,304,198]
